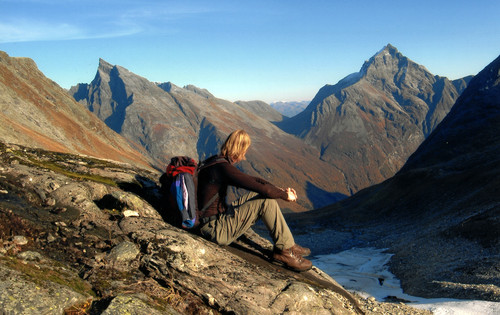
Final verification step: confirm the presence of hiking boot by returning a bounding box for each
[291,244,311,257]
[273,244,311,257]
[273,247,312,272]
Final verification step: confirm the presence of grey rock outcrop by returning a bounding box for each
[101,294,178,315]
[0,262,90,314]
[3,141,431,314]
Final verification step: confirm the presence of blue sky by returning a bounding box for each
[1,0,499,103]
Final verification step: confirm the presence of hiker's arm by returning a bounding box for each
[221,163,289,200]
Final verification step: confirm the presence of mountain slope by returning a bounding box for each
[71,60,350,211]
[287,53,500,301]
[0,51,153,169]
[278,44,472,193]
[235,100,285,122]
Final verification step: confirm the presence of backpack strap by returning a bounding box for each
[198,156,228,171]
[199,193,218,213]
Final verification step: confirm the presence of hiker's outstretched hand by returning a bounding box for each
[285,188,297,202]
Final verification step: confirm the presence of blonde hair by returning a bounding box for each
[220,130,251,162]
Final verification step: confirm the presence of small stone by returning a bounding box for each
[18,251,43,261]
[95,252,106,262]
[0,189,7,194]
[95,241,108,249]
[51,207,67,214]
[122,210,139,217]
[47,234,57,243]
[49,182,60,190]
[107,241,140,262]
[13,235,28,246]
[44,197,56,207]
[205,293,216,306]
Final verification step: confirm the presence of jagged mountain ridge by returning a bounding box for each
[278,44,472,193]
[71,60,350,211]
[0,51,154,169]
[287,53,500,301]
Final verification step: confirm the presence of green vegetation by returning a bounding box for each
[27,157,118,186]
[0,256,95,297]
[2,144,119,187]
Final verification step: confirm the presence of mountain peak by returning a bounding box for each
[382,43,398,54]
[373,43,401,60]
[98,58,113,71]
[360,44,406,75]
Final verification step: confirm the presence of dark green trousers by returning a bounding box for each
[199,192,295,250]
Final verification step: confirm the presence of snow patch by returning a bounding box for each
[312,247,500,315]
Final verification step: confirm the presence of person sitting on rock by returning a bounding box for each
[197,129,312,272]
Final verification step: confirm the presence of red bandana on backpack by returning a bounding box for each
[166,164,196,177]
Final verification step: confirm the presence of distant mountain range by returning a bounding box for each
[0,44,474,211]
[70,44,472,204]
[270,100,310,118]
[278,44,473,193]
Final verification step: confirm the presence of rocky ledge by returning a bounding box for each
[0,142,429,314]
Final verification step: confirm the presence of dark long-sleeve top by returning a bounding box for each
[197,155,288,218]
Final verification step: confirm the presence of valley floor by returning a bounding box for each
[312,247,500,315]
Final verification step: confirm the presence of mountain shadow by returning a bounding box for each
[306,181,348,209]
[196,119,223,160]
[104,67,134,133]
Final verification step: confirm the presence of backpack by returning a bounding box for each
[159,156,226,229]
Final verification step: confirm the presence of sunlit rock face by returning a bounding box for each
[278,44,472,193]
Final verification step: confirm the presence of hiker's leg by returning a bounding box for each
[257,197,295,250]
[212,192,295,249]
[209,192,261,245]
[198,192,260,244]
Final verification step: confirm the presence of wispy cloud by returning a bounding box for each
[0,20,80,43]
[0,1,217,43]
[0,19,142,43]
